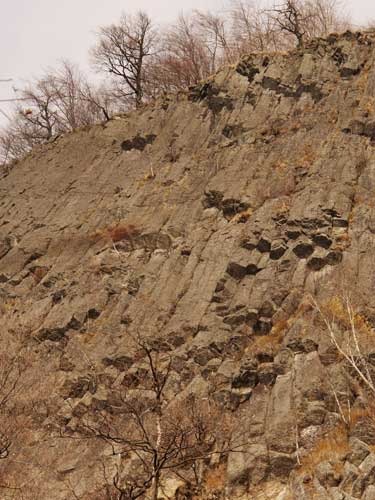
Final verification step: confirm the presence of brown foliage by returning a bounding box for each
[298,424,349,474]
[97,223,140,244]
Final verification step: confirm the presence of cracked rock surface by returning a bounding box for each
[3,30,375,499]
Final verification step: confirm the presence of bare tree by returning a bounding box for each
[0,61,117,163]
[146,13,218,96]
[194,10,235,68]
[269,0,313,47]
[62,336,234,500]
[91,11,156,108]
[0,354,22,460]
[314,296,375,396]
[229,0,283,53]
[269,0,350,48]
[0,346,31,497]
[79,81,118,123]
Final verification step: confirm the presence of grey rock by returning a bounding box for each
[316,461,342,487]
[348,438,371,467]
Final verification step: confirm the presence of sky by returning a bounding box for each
[1,0,375,120]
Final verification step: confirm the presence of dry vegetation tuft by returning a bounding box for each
[92,223,140,244]
[298,424,349,474]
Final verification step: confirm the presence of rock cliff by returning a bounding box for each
[2,30,375,499]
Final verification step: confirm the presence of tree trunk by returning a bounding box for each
[151,472,159,500]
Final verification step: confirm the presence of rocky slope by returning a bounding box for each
[2,30,375,499]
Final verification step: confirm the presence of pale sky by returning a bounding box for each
[0,0,375,118]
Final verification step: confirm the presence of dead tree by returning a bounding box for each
[229,0,282,53]
[63,336,234,500]
[0,352,26,460]
[269,0,311,48]
[269,0,350,48]
[91,11,156,108]
[0,61,116,163]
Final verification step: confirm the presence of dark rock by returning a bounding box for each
[326,251,343,266]
[207,96,234,114]
[286,230,301,240]
[102,355,133,371]
[269,452,296,477]
[256,352,274,363]
[293,242,314,258]
[307,256,327,271]
[72,402,89,418]
[213,389,247,411]
[0,238,11,259]
[226,262,260,280]
[332,218,349,228]
[86,308,101,320]
[270,242,287,260]
[254,318,273,335]
[188,81,219,102]
[241,237,257,250]
[221,198,250,219]
[232,360,258,389]
[340,66,361,78]
[37,315,82,342]
[121,134,156,152]
[332,47,348,65]
[261,76,324,103]
[193,348,218,366]
[258,363,277,386]
[226,262,248,280]
[312,233,332,249]
[203,190,223,209]
[257,238,271,253]
[61,376,96,399]
[259,301,275,318]
[52,289,65,304]
[236,59,260,82]
[287,338,318,353]
[222,124,244,139]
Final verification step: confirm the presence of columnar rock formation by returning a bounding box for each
[2,31,375,499]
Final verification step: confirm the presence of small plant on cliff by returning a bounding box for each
[314,295,375,436]
[315,296,375,397]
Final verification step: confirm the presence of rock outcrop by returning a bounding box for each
[2,30,375,499]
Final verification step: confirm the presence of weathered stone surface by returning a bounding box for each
[351,418,375,446]
[3,30,375,499]
[316,461,342,487]
[266,373,295,454]
[347,438,371,467]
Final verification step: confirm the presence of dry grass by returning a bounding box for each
[246,300,313,358]
[322,296,374,341]
[246,319,288,358]
[232,207,253,223]
[31,266,49,284]
[273,160,289,171]
[273,198,291,218]
[201,462,227,493]
[346,404,375,431]
[299,145,316,168]
[298,424,349,475]
[334,232,351,250]
[92,223,140,244]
